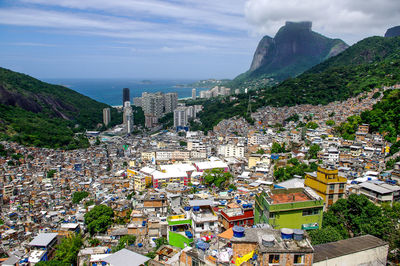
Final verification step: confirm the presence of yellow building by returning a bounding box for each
[248,154,270,169]
[141,151,155,161]
[305,166,347,209]
[126,168,151,192]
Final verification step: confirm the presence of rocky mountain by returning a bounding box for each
[0,67,121,149]
[385,26,400,38]
[229,21,348,89]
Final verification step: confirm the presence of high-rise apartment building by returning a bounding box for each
[103,108,111,126]
[142,92,164,118]
[192,88,196,99]
[123,88,130,106]
[174,107,188,128]
[123,101,134,133]
[164,92,178,113]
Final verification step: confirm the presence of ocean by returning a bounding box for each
[44,78,208,106]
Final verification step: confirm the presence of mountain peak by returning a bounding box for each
[385,26,400,38]
[247,21,348,81]
[284,21,312,31]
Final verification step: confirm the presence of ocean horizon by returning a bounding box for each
[44,78,209,106]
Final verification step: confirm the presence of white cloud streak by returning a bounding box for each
[244,0,400,44]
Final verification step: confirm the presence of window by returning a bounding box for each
[338,194,343,199]
[209,222,214,227]
[294,254,304,264]
[269,213,275,219]
[303,209,319,216]
[329,184,335,190]
[268,254,280,264]
[192,259,199,266]
[329,195,334,200]
[339,183,345,189]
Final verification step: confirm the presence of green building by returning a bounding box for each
[254,187,324,230]
[167,215,194,249]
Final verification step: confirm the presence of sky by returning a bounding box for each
[0,0,399,79]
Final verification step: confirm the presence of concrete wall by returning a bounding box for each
[313,245,388,266]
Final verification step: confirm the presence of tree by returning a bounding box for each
[202,169,233,188]
[47,169,57,178]
[112,235,137,252]
[84,205,114,235]
[326,120,335,126]
[179,141,187,147]
[256,148,266,154]
[72,191,89,204]
[271,142,286,154]
[308,226,343,245]
[53,234,83,265]
[154,237,168,249]
[306,121,319,130]
[307,144,321,159]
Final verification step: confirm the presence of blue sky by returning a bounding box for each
[0,0,398,79]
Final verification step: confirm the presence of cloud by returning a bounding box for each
[20,0,249,32]
[244,0,400,44]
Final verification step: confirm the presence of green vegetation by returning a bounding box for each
[306,122,319,130]
[307,144,321,159]
[338,89,400,143]
[84,205,114,235]
[386,157,400,170]
[202,169,233,188]
[88,237,100,247]
[159,112,173,129]
[72,191,89,204]
[53,234,83,265]
[0,67,122,149]
[179,141,187,147]
[273,158,317,182]
[47,169,57,178]
[112,235,137,252]
[271,142,286,154]
[310,194,400,261]
[308,226,344,245]
[35,262,69,266]
[256,148,266,154]
[325,120,335,126]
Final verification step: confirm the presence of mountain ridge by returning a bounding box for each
[0,67,122,149]
[229,21,348,90]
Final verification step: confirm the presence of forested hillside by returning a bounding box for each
[0,67,122,149]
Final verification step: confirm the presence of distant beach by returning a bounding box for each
[45,78,208,106]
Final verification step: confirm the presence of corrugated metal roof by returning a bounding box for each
[28,233,58,247]
[313,235,387,263]
[103,248,150,266]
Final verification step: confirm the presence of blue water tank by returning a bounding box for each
[281,228,294,240]
[184,206,191,211]
[237,200,242,204]
[142,221,147,226]
[138,243,143,247]
[233,226,245,238]
[193,206,200,211]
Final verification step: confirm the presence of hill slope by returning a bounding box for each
[193,35,400,132]
[0,67,121,149]
[229,21,348,89]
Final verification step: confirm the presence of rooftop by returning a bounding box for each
[313,235,387,263]
[103,248,150,266]
[269,191,311,204]
[28,233,58,247]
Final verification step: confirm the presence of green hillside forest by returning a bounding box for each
[0,67,122,149]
